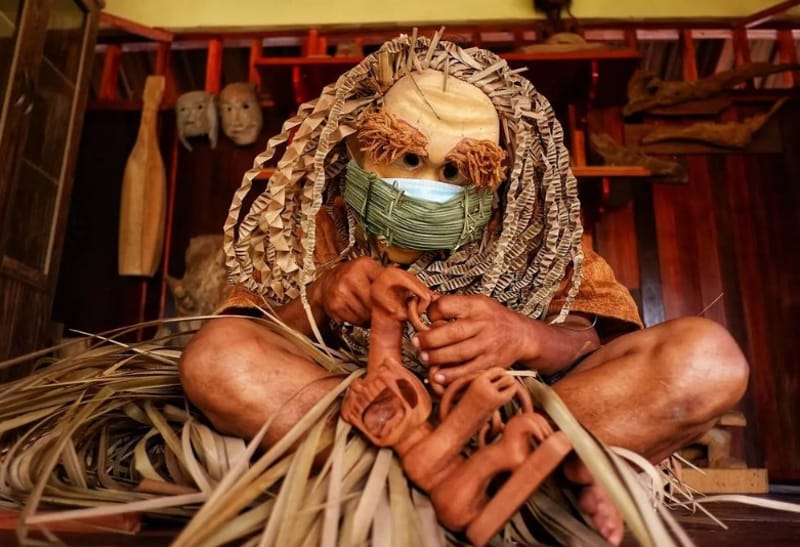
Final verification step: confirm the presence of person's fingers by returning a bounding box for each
[427,295,485,322]
[413,319,481,350]
[421,337,482,367]
[430,356,493,386]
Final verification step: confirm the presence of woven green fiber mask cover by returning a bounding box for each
[343,161,495,252]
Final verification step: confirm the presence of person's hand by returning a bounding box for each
[311,257,383,326]
[411,294,538,386]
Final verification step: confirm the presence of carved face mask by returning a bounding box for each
[176,91,218,151]
[350,69,506,264]
[219,82,263,146]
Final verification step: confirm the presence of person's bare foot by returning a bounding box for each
[563,455,624,545]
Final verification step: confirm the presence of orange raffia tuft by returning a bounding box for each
[446,137,507,191]
[356,108,429,165]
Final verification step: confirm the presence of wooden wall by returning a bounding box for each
[52,106,289,336]
[591,99,800,482]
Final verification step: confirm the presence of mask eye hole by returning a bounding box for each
[401,152,421,169]
[441,162,462,182]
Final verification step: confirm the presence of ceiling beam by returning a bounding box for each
[737,0,800,28]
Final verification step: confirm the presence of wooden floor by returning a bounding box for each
[623,495,800,547]
[2,495,799,546]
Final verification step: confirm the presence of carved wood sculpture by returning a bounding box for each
[623,63,800,117]
[590,132,685,178]
[640,97,788,149]
[119,75,167,276]
[340,267,573,546]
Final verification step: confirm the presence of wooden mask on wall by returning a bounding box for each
[175,90,218,151]
[219,82,263,146]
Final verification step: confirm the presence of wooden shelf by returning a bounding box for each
[572,165,651,178]
[254,48,641,109]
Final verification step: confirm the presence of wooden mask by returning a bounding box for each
[219,82,263,146]
[176,90,218,151]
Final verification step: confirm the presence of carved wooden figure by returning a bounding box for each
[118,75,167,277]
[341,267,573,546]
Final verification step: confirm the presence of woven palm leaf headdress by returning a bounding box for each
[224,31,583,336]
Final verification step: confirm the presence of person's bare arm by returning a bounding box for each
[411,294,600,386]
[272,257,383,338]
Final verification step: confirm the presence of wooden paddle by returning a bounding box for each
[118,75,167,277]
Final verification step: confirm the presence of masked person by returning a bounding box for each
[179,35,748,544]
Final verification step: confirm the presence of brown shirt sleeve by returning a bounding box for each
[547,246,643,339]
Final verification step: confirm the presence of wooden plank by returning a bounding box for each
[572,166,651,177]
[653,183,699,319]
[633,183,665,327]
[590,107,640,291]
[707,152,760,469]
[99,12,174,42]
[722,145,780,477]
[686,156,726,325]
[676,468,769,494]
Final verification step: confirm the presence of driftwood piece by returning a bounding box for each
[119,75,167,277]
[640,98,788,149]
[340,268,574,546]
[514,32,606,54]
[623,63,800,117]
[645,96,732,117]
[590,132,685,178]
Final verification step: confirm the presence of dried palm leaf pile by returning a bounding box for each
[0,315,699,547]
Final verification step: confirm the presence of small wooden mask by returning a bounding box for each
[219,82,263,146]
[176,90,218,151]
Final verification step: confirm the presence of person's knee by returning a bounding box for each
[652,317,749,422]
[179,317,263,425]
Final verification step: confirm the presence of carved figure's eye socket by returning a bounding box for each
[401,152,421,169]
[243,102,250,109]
[197,104,204,110]
[442,162,460,182]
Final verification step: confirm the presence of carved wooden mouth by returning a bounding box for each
[361,378,418,439]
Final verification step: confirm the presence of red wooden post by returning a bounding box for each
[155,42,177,105]
[777,29,799,87]
[158,132,180,320]
[623,28,638,51]
[681,29,699,81]
[99,44,121,100]
[731,27,753,90]
[305,29,319,56]
[205,38,223,94]
[249,38,263,91]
